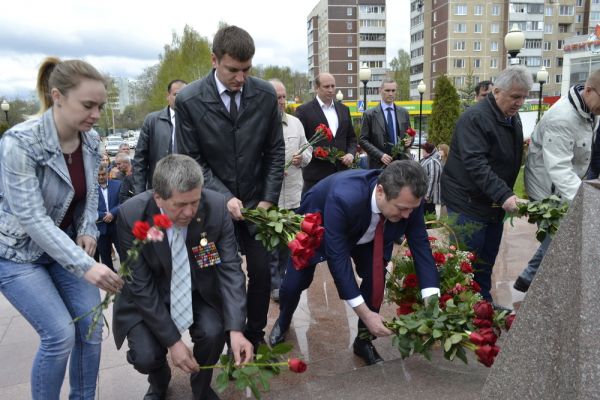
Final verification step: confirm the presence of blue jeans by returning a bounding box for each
[0,254,102,400]
[448,209,504,302]
[518,233,552,285]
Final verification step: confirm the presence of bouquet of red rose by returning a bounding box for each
[74,214,173,338]
[385,235,513,368]
[285,123,333,169]
[241,207,324,270]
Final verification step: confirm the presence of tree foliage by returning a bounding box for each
[428,75,460,146]
[389,49,411,100]
[456,68,477,110]
[253,66,310,103]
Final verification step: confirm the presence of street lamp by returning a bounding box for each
[359,64,372,112]
[1,100,9,125]
[336,90,344,102]
[504,24,525,65]
[417,80,426,161]
[536,66,549,124]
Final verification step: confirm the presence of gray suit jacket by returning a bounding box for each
[112,189,246,349]
[359,104,411,169]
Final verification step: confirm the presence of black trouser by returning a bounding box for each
[125,293,225,399]
[97,226,119,271]
[234,221,271,346]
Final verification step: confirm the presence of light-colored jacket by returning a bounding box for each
[278,113,312,209]
[0,108,100,276]
[420,149,442,204]
[525,85,598,202]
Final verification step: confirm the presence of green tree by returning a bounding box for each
[98,78,120,136]
[253,66,310,103]
[389,49,411,100]
[428,75,460,145]
[456,67,477,109]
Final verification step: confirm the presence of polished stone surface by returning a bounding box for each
[0,217,538,399]
[483,181,600,399]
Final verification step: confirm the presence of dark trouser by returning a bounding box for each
[270,244,290,291]
[448,209,504,302]
[235,221,271,345]
[125,293,225,399]
[278,242,381,336]
[97,226,119,271]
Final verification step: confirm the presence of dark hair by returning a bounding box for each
[167,79,187,93]
[36,57,107,113]
[153,154,204,199]
[212,25,255,62]
[474,80,493,96]
[421,142,435,154]
[377,160,427,200]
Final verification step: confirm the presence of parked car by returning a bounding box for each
[127,136,138,149]
[105,140,124,156]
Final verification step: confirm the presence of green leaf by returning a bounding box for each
[450,333,463,344]
[444,338,452,352]
[271,342,293,355]
[215,371,230,393]
[432,329,443,339]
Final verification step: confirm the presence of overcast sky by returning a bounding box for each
[0,0,410,100]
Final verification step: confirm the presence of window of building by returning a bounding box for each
[433,11,437,22]
[492,4,501,16]
[454,41,466,51]
[544,24,553,33]
[557,57,563,67]
[347,7,352,16]
[455,4,467,15]
[543,41,551,51]
[347,21,352,31]
[474,59,481,68]
[545,6,553,16]
[511,3,526,13]
[474,23,482,33]
[592,11,600,20]
[454,59,466,68]
[490,58,498,68]
[473,41,482,51]
[433,46,436,55]
[491,23,500,33]
[433,29,437,39]
[527,21,543,31]
[348,35,353,44]
[576,14,583,23]
[576,0,583,6]
[474,5,483,15]
[555,74,562,83]
[348,89,353,97]
[454,76,465,86]
[525,57,541,67]
[348,76,353,84]
[348,62,353,71]
[559,24,570,33]
[529,4,544,13]
[559,5,574,15]
[432,62,436,72]
[525,39,542,49]
[454,23,467,33]
[557,40,564,49]
[348,49,352,57]
[543,59,551,68]
[491,41,499,51]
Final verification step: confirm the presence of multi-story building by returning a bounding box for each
[410,0,588,100]
[307,0,387,103]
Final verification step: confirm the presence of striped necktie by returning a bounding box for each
[170,226,193,332]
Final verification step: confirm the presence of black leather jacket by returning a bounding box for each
[175,71,284,208]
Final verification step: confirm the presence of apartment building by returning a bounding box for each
[307,0,387,103]
[410,0,588,100]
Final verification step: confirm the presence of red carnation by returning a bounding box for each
[475,345,500,367]
[460,261,473,274]
[397,302,416,315]
[288,358,308,373]
[467,252,476,261]
[153,214,172,229]
[403,273,418,288]
[406,127,417,137]
[132,221,151,241]
[505,314,516,330]
[470,281,481,293]
[314,146,329,158]
[433,252,446,265]
[316,123,333,142]
[473,300,494,320]
[439,293,453,308]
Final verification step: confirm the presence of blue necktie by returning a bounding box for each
[386,107,395,144]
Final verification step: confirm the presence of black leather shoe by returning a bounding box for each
[513,276,530,293]
[143,385,166,400]
[353,337,384,365]
[268,319,287,347]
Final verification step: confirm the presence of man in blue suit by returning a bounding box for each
[96,166,121,271]
[269,160,440,365]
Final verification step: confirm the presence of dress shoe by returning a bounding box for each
[143,384,166,400]
[353,337,384,365]
[492,302,513,313]
[268,319,287,347]
[513,276,530,293]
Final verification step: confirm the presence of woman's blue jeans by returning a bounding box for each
[0,254,102,400]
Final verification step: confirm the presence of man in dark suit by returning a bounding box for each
[133,79,187,194]
[359,78,413,169]
[176,25,284,349]
[96,166,121,271]
[296,73,357,193]
[269,161,440,365]
[113,155,252,400]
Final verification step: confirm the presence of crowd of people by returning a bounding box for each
[0,23,596,400]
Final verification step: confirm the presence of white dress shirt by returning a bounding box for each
[316,96,338,137]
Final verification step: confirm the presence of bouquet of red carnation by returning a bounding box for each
[285,123,333,169]
[405,127,417,137]
[74,214,173,338]
[313,146,346,165]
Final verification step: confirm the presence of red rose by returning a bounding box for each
[291,254,312,270]
[469,332,486,346]
[406,127,417,137]
[288,358,308,373]
[467,252,476,261]
[478,328,498,345]
[473,318,493,328]
[300,220,319,236]
[439,293,453,308]
[505,314,516,330]
[470,281,481,293]
[433,252,446,265]
[396,302,415,315]
[475,345,500,367]
[460,261,473,274]
[473,300,494,320]
[152,214,172,229]
[403,273,418,288]
[288,239,305,255]
[303,212,322,226]
[132,221,151,241]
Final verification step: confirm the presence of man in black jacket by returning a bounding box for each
[441,66,532,307]
[133,79,187,194]
[176,25,285,348]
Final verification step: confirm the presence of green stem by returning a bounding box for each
[198,361,288,370]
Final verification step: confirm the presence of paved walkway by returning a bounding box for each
[0,218,537,399]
